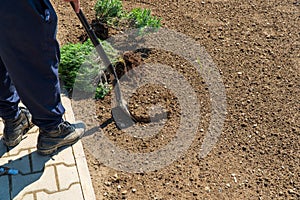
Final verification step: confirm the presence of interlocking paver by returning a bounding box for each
[0,97,95,200]
[12,166,58,199]
[36,184,84,200]
[56,164,80,190]
[4,150,31,175]
[8,133,37,156]
[0,175,10,200]
[27,126,39,135]
[31,147,75,172]
[20,194,35,200]
[0,150,31,174]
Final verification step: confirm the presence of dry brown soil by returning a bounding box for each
[52,0,299,199]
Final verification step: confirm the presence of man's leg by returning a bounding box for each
[0,58,33,146]
[0,58,20,120]
[0,0,65,131]
[0,0,84,153]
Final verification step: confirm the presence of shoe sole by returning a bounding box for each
[37,135,83,156]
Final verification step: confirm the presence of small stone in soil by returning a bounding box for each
[113,173,119,180]
[104,181,112,186]
[204,186,210,192]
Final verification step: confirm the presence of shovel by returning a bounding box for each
[70,2,136,129]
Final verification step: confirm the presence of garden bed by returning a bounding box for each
[53,0,299,199]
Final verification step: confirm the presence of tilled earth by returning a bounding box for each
[53,0,299,199]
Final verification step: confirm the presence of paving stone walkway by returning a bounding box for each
[0,96,96,200]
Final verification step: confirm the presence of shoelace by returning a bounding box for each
[58,121,74,133]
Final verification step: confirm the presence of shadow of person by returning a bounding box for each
[0,142,8,158]
[0,138,27,158]
[0,149,63,199]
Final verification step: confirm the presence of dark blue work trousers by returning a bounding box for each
[0,0,65,131]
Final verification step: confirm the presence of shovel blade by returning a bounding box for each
[111,104,136,129]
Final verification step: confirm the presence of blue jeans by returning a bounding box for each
[0,0,65,131]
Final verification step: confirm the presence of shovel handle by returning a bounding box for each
[70,2,112,68]
[70,2,136,124]
[70,2,123,103]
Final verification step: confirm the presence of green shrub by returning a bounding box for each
[95,84,111,99]
[127,8,161,29]
[59,39,118,99]
[60,1,162,98]
[95,0,123,23]
[59,40,94,91]
[94,0,162,30]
